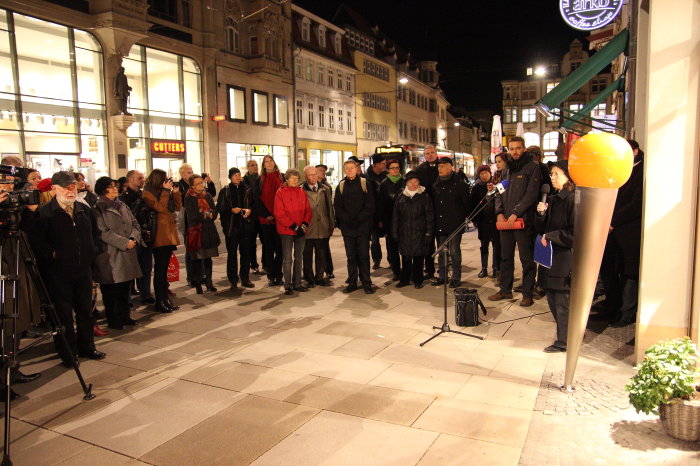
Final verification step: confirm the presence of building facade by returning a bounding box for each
[292,5,356,187]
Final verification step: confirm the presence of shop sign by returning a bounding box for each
[560,0,623,31]
[252,145,270,155]
[80,157,92,167]
[376,146,404,154]
[151,139,186,156]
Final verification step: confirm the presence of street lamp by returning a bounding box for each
[399,77,408,84]
[534,66,546,77]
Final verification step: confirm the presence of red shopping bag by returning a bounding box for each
[167,252,180,282]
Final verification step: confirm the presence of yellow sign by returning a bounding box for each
[376,146,403,153]
[252,145,270,155]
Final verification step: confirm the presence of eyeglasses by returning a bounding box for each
[388,165,400,170]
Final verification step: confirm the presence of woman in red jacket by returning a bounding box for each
[258,155,285,286]
[274,168,312,295]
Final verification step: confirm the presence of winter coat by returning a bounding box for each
[365,169,387,225]
[243,173,260,217]
[470,180,498,241]
[30,197,99,278]
[392,189,434,257]
[217,182,254,237]
[258,171,284,224]
[610,155,643,277]
[378,177,406,235]
[184,192,220,252]
[92,198,143,284]
[302,182,334,239]
[432,173,471,236]
[535,187,575,291]
[119,186,141,209]
[142,187,182,248]
[334,176,375,237]
[414,161,439,195]
[495,151,541,229]
[274,184,312,236]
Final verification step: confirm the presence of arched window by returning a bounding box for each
[225,17,239,53]
[317,25,326,48]
[301,18,310,42]
[524,132,540,148]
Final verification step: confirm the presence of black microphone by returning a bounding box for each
[538,184,551,216]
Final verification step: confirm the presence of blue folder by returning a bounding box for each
[534,234,553,268]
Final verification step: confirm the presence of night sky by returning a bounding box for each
[295,0,588,115]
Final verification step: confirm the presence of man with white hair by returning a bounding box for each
[302,165,334,287]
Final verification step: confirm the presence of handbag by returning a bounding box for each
[496,218,525,230]
[186,224,202,252]
[167,252,180,282]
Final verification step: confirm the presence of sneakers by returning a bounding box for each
[488,291,513,301]
[477,268,488,278]
[520,296,534,307]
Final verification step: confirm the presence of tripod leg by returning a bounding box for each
[420,330,445,347]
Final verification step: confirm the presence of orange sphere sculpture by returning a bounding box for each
[568,133,634,189]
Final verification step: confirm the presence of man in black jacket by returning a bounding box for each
[365,153,387,269]
[414,145,440,279]
[431,157,470,288]
[243,159,263,274]
[30,171,106,365]
[316,164,334,279]
[334,160,375,294]
[217,167,255,291]
[489,136,541,307]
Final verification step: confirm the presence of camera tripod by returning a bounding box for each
[1,224,94,466]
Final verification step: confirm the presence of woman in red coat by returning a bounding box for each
[274,168,312,295]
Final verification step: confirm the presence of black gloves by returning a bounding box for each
[290,222,308,236]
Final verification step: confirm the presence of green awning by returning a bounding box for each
[560,75,625,131]
[535,28,629,115]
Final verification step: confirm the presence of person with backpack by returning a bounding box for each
[184,174,220,294]
[334,159,376,294]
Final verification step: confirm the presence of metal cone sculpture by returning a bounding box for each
[565,133,634,390]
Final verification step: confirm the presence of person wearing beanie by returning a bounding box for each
[414,145,440,279]
[365,153,387,270]
[392,170,433,288]
[536,160,575,352]
[217,166,255,291]
[378,159,405,281]
[471,165,501,279]
[92,177,142,330]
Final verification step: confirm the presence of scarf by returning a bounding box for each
[387,174,402,183]
[186,188,211,213]
[402,185,425,198]
[99,196,123,211]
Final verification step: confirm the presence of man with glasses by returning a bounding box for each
[488,136,541,307]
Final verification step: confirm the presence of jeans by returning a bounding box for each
[437,233,463,282]
[480,236,501,271]
[400,255,423,285]
[343,234,371,286]
[136,244,153,299]
[386,236,401,277]
[152,246,174,303]
[303,237,327,283]
[226,228,251,285]
[499,229,536,296]
[281,234,305,288]
[100,281,131,327]
[370,229,383,264]
[261,224,283,280]
[546,289,569,349]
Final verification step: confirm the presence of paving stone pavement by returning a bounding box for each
[3,230,699,465]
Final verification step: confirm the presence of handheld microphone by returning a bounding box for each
[487,179,509,197]
[538,184,551,216]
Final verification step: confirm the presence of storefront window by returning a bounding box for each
[225,143,290,179]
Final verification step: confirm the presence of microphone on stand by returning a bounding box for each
[486,179,510,197]
[538,184,551,216]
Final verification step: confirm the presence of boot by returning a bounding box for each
[193,281,203,294]
[156,300,173,313]
[93,323,109,336]
[477,268,488,278]
[205,279,217,292]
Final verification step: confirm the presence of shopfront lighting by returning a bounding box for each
[453,121,460,127]
[212,115,226,121]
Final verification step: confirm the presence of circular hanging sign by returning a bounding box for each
[560,0,624,31]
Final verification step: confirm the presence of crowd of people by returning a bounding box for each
[0,136,643,379]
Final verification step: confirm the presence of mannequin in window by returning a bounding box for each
[114,67,132,116]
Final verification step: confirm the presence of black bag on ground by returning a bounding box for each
[455,288,487,327]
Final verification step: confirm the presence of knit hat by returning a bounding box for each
[436,156,453,165]
[547,159,571,181]
[94,176,116,196]
[37,178,52,193]
[405,170,420,182]
[228,167,241,178]
[476,164,491,175]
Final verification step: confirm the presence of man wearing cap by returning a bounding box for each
[414,145,440,279]
[489,136,541,307]
[365,153,387,269]
[217,167,255,291]
[316,164,334,279]
[30,171,106,365]
[431,157,471,288]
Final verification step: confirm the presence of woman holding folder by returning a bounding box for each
[536,160,575,353]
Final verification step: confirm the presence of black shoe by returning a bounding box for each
[194,283,203,294]
[423,273,435,280]
[544,345,566,353]
[363,285,375,294]
[166,299,180,311]
[11,369,41,384]
[306,281,316,289]
[79,350,107,360]
[372,262,381,270]
[326,273,335,279]
[492,269,500,279]
[241,280,255,288]
[123,318,138,326]
[611,316,636,327]
[205,281,218,292]
[156,301,173,313]
[108,323,124,330]
[140,297,156,305]
[449,280,461,288]
[343,284,359,293]
[391,274,400,281]
[477,269,488,278]
[395,281,410,288]
[0,388,19,401]
[414,282,425,289]
[513,285,523,293]
[284,288,294,296]
[431,278,446,286]
[268,280,278,287]
[317,279,331,287]
[294,285,309,292]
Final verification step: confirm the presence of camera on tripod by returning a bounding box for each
[0,164,40,209]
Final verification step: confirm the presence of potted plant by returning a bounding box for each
[626,337,700,441]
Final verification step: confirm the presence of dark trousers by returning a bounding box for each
[47,273,95,362]
[136,245,153,299]
[303,237,327,283]
[499,229,536,296]
[281,234,305,288]
[100,281,131,327]
[601,237,639,320]
[323,237,334,275]
[261,224,283,280]
[191,256,213,284]
[226,229,250,285]
[343,234,371,286]
[480,236,501,271]
[400,255,424,285]
[386,237,401,277]
[184,243,194,284]
[424,235,436,276]
[249,219,263,270]
[152,246,174,303]
[370,229,382,264]
[437,233,463,281]
[546,289,569,349]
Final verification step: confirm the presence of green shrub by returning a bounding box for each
[626,337,699,415]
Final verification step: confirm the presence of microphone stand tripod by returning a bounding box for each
[419,191,498,347]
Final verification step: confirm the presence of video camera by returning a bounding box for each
[0,164,40,208]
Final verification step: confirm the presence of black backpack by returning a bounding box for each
[131,196,157,247]
[455,288,487,327]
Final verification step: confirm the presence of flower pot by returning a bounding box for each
[659,398,700,441]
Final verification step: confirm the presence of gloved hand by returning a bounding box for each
[290,223,298,233]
